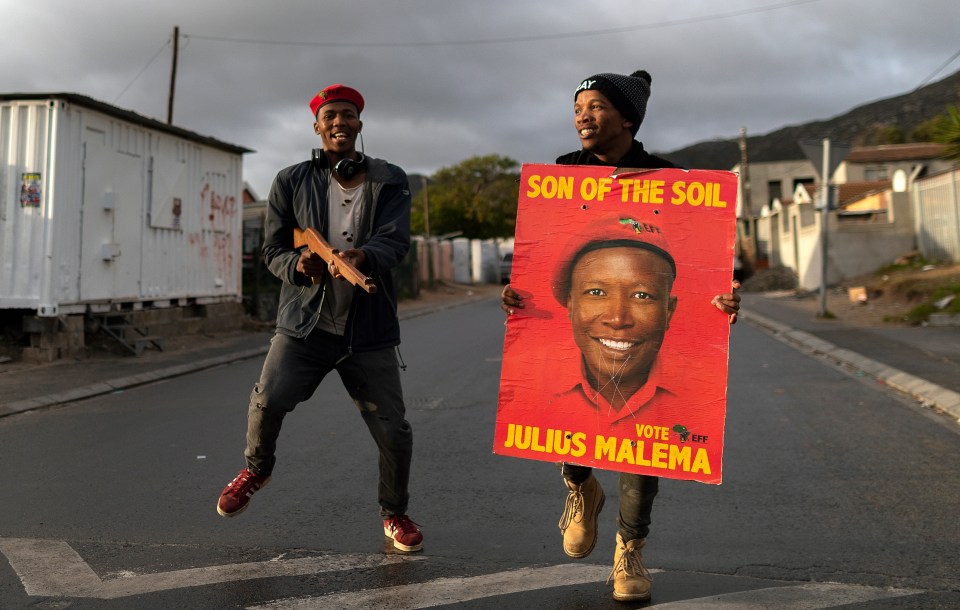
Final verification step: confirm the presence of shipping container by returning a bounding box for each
[0,93,252,317]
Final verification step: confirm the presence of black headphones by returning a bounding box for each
[334,153,366,180]
[312,149,366,180]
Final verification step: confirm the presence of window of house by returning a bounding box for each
[793,177,815,192]
[864,166,889,181]
[767,180,782,205]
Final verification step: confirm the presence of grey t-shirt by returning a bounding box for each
[315,180,365,336]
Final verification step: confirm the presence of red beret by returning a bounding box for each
[551,213,675,306]
[309,84,364,117]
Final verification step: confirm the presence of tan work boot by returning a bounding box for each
[607,533,652,602]
[558,474,604,558]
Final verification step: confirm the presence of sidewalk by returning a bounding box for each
[0,283,503,419]
[2,284,958,424]
[741,291,960,422]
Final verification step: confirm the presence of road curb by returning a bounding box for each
[0,293,491,419]
[744,311,960,422]
[0,347,271,419]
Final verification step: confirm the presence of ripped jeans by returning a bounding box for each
[562,464,658,542]
[244,330,413,517]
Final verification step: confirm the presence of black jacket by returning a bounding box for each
[556,140,679,169]
[262,154,411,352]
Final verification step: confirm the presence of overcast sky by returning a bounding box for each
[4,0,958,196]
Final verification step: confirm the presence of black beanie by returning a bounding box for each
[574,70,652,136]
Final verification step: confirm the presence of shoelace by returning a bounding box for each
[387,515,420,535]
[606,542,651,584]
[558,486,585,531]
[226,472,262,498]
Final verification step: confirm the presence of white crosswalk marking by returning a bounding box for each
[0,538,103,597]
[0,537,925,607]
[0,537,422,599]
[650,582,922,608]
[249,567,922,610]
[249,563,636,609]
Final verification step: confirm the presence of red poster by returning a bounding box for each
[495,164,738,484]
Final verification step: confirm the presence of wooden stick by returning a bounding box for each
[293,227,377,294]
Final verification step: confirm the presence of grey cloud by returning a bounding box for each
[2,0,957,194]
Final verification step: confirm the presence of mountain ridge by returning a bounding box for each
[661,68,960,170]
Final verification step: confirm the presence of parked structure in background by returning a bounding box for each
[734,143,958,290]
[409,235,514,290]
[0,93,251,362]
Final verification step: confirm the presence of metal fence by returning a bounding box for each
[914,168,960,263]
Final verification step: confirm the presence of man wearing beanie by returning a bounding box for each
[216,83,423,554]
[501,69,741,602]
[557,70,676,169]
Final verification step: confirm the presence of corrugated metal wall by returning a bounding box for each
[0,98,243,315]
[914,169,960,263]
[0,101,54,309]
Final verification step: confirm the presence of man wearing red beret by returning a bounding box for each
[216,83,423,553]
[501,70,740,601]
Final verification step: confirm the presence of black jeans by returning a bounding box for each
[244,330,413,516]
[562,464,658,542]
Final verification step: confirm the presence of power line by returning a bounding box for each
[114,38,171,104]
[185,0,823,49]
[915,47,960,91]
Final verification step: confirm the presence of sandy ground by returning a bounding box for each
[753,263,960,327]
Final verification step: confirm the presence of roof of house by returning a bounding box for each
[799,180,893,207]
[0,92,254,155]
[836,180,892,206]
[845,143,946,163]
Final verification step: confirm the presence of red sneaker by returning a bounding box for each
[383,514,423,552]
[217,468,270,517]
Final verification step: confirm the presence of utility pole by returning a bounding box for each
[738,127,753,218]
[738,127,757,267]
[167,26,179,125]
[818,138,831,318]
[421,175,431,238]
[798,137,850,319]
[421,175,433,289]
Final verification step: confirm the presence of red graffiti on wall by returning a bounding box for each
[187,231,237,287]
[189,181,240,290]
[187,232,209,258]
[201,183,238,229]
[213,233,236,280]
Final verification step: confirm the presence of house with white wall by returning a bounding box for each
[749,143,953,290]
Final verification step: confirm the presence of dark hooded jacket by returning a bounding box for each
[556,140,680,169]
[262,154,411,352]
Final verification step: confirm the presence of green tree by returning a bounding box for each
[412,155,520,239]
[932,104,960,160]
[910,113,952,142]
[862,124,906,145]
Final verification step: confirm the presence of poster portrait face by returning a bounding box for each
[565,246,678,404]
[495,164,738,484]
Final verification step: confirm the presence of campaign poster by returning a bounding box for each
[20,172,42,208]
[494,164,738,484]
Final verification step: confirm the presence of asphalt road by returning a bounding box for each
[1,297,958,608]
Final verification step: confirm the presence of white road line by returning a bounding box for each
[649,582,922,608]
[0,537,423,600]
[248,563,619,609]
[0,538,924,607]
[0,538,103,597]
[249,568,922,610]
